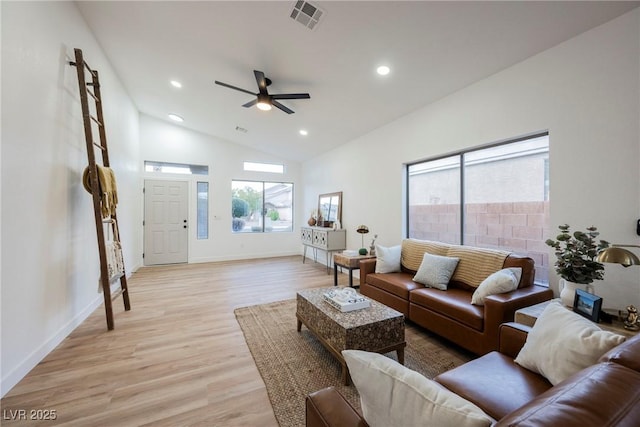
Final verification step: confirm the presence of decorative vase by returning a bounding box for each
[359,248,368,255]
[307,216,316,226]
[559,279,582,307]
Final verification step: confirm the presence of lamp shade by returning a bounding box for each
[356,225,369,234]
[597,246,640,267]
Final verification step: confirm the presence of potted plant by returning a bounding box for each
[545,224,609,306]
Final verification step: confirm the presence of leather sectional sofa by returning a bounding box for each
[360,239,553,355]
[306,322,640,426]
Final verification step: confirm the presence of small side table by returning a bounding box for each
[515,299,639,338]
[333,253,376,288]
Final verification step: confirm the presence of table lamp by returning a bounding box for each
[357,225,369,255]
[597,244,640,329]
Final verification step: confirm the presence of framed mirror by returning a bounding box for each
[318,191,342,226]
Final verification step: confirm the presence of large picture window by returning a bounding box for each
[407,134,549,284]
[231,180,293,233]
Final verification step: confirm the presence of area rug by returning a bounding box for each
[234,298,473,427]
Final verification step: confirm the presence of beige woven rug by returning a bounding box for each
[235,298,473,427]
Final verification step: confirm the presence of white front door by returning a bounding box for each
[144,180,188,265]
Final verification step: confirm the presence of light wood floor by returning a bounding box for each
[1,256,349,426]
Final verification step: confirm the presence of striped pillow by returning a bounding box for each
[401,239,450,272]
[447,246,510,288]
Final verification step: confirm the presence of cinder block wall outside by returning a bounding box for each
[409,201,550,284]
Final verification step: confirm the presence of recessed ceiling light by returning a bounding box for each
[299,129,308,136]
[170,80,182,88]
[168,113,184,122]
[376,65,390,76]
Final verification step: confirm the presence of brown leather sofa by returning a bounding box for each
[306,323,640,426]
[360,239,553,355]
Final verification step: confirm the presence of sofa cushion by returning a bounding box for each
[374,244,401,273]
[401,239,451,272]
[471,267,522,305]
[496,362,640,427]
[413,253,460,290]
[343,350,494,427]
[514,301,626,385]
[434,351,552,420]
[447,246,510,288]
[366,272,423,300]
[410,288,484,331]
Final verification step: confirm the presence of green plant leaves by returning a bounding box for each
[545,224,610,284]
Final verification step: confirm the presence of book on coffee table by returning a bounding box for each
[323,290,370,312]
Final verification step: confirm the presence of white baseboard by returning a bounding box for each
[0,295,103,397]
[188,251,300,264]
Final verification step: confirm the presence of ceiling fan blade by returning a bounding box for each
[242,99,258,108]
[214,80,256,96]
[271,93,311,100]
[272,100,294,114]
[254,70,269,95]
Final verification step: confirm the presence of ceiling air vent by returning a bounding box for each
[290,1,324,30]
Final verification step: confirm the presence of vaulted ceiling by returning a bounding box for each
[77,1,639,161]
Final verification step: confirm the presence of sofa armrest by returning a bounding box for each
[482,285,553,353]
[306,387,368,427]
[503,255,535,288]
[499,322,532,358]
[359,259,376,287]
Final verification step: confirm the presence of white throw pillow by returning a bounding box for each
[412,253,459,290]
[343,350,493,427]
[470,267,522,305]
[514,301,626,385]
[375,244,402,273]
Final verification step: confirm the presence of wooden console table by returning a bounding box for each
[301,226,346,273]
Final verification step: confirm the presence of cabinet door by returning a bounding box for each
[312,229,328,249]
[301,227,312,244]
[325,230,346,251]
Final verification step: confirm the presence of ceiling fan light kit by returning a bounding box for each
[256,94,272,111]
[215,70,310,114]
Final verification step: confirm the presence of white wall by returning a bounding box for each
[139,114,302,263]
[1,2,141,396]
[302,9,640,310]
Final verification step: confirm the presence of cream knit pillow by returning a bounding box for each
[514,301,626,385]
[343,350,493,427]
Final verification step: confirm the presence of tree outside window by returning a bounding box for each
[231,180,293,233]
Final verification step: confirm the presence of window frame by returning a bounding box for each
[231,179,294,233]
[406,132,549,283]
[243,161,285,174]
[196,181,209,240]
[144,160,208,175]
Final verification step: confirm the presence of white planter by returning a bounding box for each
[559,279,583,307]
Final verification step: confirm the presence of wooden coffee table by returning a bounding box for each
[296,287,406,385]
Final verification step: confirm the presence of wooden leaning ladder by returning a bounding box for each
[71,48,131,330]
